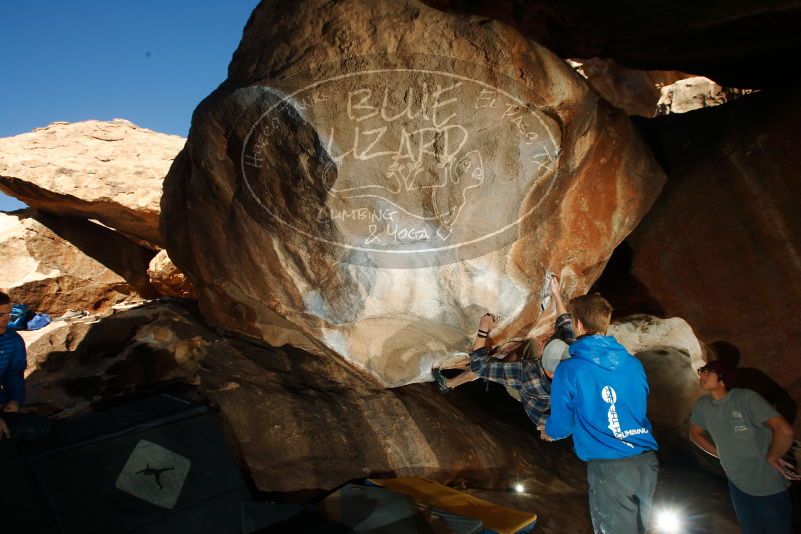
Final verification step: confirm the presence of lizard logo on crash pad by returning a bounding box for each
[115,439,191,509]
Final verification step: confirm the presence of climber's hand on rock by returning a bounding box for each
[478,313,497,332]
[549,275,561,296]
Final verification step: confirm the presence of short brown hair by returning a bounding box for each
[569,293,612,335]
[0,292,9,306]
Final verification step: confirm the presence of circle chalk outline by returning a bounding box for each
[240,67,561,255]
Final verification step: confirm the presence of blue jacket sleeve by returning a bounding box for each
[544,363,575,440]
[3,334,27,404]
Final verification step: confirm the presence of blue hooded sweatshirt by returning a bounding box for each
[544,335,658,461]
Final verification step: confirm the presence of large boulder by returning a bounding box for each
[0,119,185,247]
[609,315,705,367]
[162,0,666,386]
[627,80,801,431]
[0,210,157,315]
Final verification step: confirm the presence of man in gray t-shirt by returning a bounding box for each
[689,360,799,534]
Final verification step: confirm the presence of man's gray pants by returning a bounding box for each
[587,450,659,534]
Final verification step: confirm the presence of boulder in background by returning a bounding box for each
[0,119,185,247]
[0,210,157,315]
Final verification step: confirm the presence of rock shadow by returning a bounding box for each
[27,303,202,412]
[18,210,159,300]
[590,241,665,319]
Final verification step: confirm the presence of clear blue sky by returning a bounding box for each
[0,0,259,211]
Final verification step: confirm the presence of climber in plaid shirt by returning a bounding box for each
[468,277,575,434]
[469,343,553,428]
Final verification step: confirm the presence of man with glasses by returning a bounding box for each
[689,360,799,533]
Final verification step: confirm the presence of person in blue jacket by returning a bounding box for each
[543,292,659,534]
[0,291,50,441]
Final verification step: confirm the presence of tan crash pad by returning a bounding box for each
[369,477,537,534]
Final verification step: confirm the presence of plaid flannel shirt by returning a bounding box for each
[468,312,576,428]
[554,313,576,345]
[469,346,551,428]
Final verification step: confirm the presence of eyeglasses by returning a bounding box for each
[697,368,720,377]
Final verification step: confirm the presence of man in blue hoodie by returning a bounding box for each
[543,292,659,534]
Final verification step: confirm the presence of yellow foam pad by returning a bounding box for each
[369,477,537,534]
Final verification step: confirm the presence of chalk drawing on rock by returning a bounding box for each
[238,63,562,267]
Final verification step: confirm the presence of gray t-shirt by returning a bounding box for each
[691,388,789,496]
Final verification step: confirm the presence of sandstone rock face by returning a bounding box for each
[0,210,157,315]
[203,345,585,494]
[609,315,705,368]
[162,0,666,386]
[568,58,689,117]
[147,250,196,299]
[25,301,587,497]
[0,119,185,247]
[628,82,801,431]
